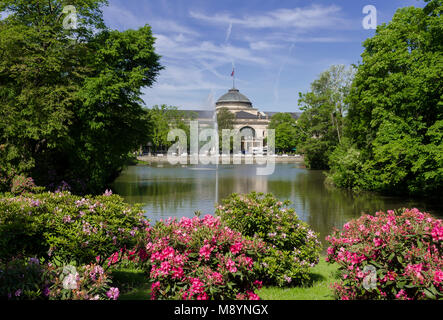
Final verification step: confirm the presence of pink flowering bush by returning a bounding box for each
[139,215,266,300]
[0,191,147,266]
[47,263,119,300]
[326,208,443,300]
[10,175,39,195]
[216,192,321,287]
[0,257,119,300]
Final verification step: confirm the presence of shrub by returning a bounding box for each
[139,215,266,300]
[0,257,119,300]
[216,192,321,287]
[326,208,443,300]
[0,191,147,266]
[47,263,119,300]
[0,256,50,300]
[10,175,38,195]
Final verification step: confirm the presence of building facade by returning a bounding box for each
[188,87,301,154]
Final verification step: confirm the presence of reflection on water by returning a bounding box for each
[113,163,443,246]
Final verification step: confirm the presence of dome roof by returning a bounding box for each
[216,88,252,105]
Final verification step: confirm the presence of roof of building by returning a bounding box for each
[182,110,302,121]
[235,111,260,119]
[183,110,214,119]
[216,88,252,105]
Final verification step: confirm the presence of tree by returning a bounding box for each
[147,105,195,153]
[0,0,162,193]
[217,107,235,152]
[329,0,443,196]
[268,113,298,153]
[297,65,355,169]
[217,107,235,131]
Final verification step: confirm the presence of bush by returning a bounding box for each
[216,192,321,287]
[0,191,147,266]
[0,256,50,300]
[0,257,119,300]
[47,263,119,300]
[326,208,443,300]
[10,175,38,195]
[139,215,266,300]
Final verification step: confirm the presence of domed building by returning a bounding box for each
[181,86,301,154]
[215,87,270,153]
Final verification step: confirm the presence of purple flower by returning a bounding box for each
[15,289,22,297]
[106,287,119,300]
[103,189,113,196]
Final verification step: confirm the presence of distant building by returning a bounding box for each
[184,86,301,153]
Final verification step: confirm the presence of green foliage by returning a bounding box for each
[216,192,322,287]
[217,107,235,131]
[0,191,147,265]
[0,257,49,300]
[0,0,162,194]
[146,105,195,153]
[269,113,298,153]
[329,1,443,196]
[297,65,355,169]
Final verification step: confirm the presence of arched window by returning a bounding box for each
[239,126,255,139]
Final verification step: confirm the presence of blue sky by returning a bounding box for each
[102,0,424,112]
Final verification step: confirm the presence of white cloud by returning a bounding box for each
[103,3,198,35]
[190,4,349,30]
[249,41,283,51]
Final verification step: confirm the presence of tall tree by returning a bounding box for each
[329,0,443,196]
[0,0,162,193]
[297,65,355,169]
[268,113,298,153]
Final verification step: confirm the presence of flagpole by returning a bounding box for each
[232,68,235,89]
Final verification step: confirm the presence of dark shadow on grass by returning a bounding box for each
[111,269,152,300]
[302,272,327,288]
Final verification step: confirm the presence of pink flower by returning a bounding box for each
[395,289,408,300]
[230,242,243,255]
[373,238,382,247]
[247,291,260,300]
[199,244,213,261]
[434,270,443,284]
[253,280,263,289]
[431,226,443,242]
[226,258,237,273]
[211,272,224,284]
[106,287,119,300]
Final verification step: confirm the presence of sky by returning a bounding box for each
[102,0,424,113]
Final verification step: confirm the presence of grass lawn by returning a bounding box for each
[113,257,338,300]
[111,268,151,300]
[258,258,339,300]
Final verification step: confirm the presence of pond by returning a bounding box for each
[113,163,443,246]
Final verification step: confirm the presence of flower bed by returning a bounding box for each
[138,215,266,300]
[326,208,443,300]
[216,192,321,287]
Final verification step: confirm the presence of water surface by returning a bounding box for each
[113,163,443,246]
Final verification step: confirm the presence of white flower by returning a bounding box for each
[63,273,78,290]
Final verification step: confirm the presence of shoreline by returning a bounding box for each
[136,155,306,164]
